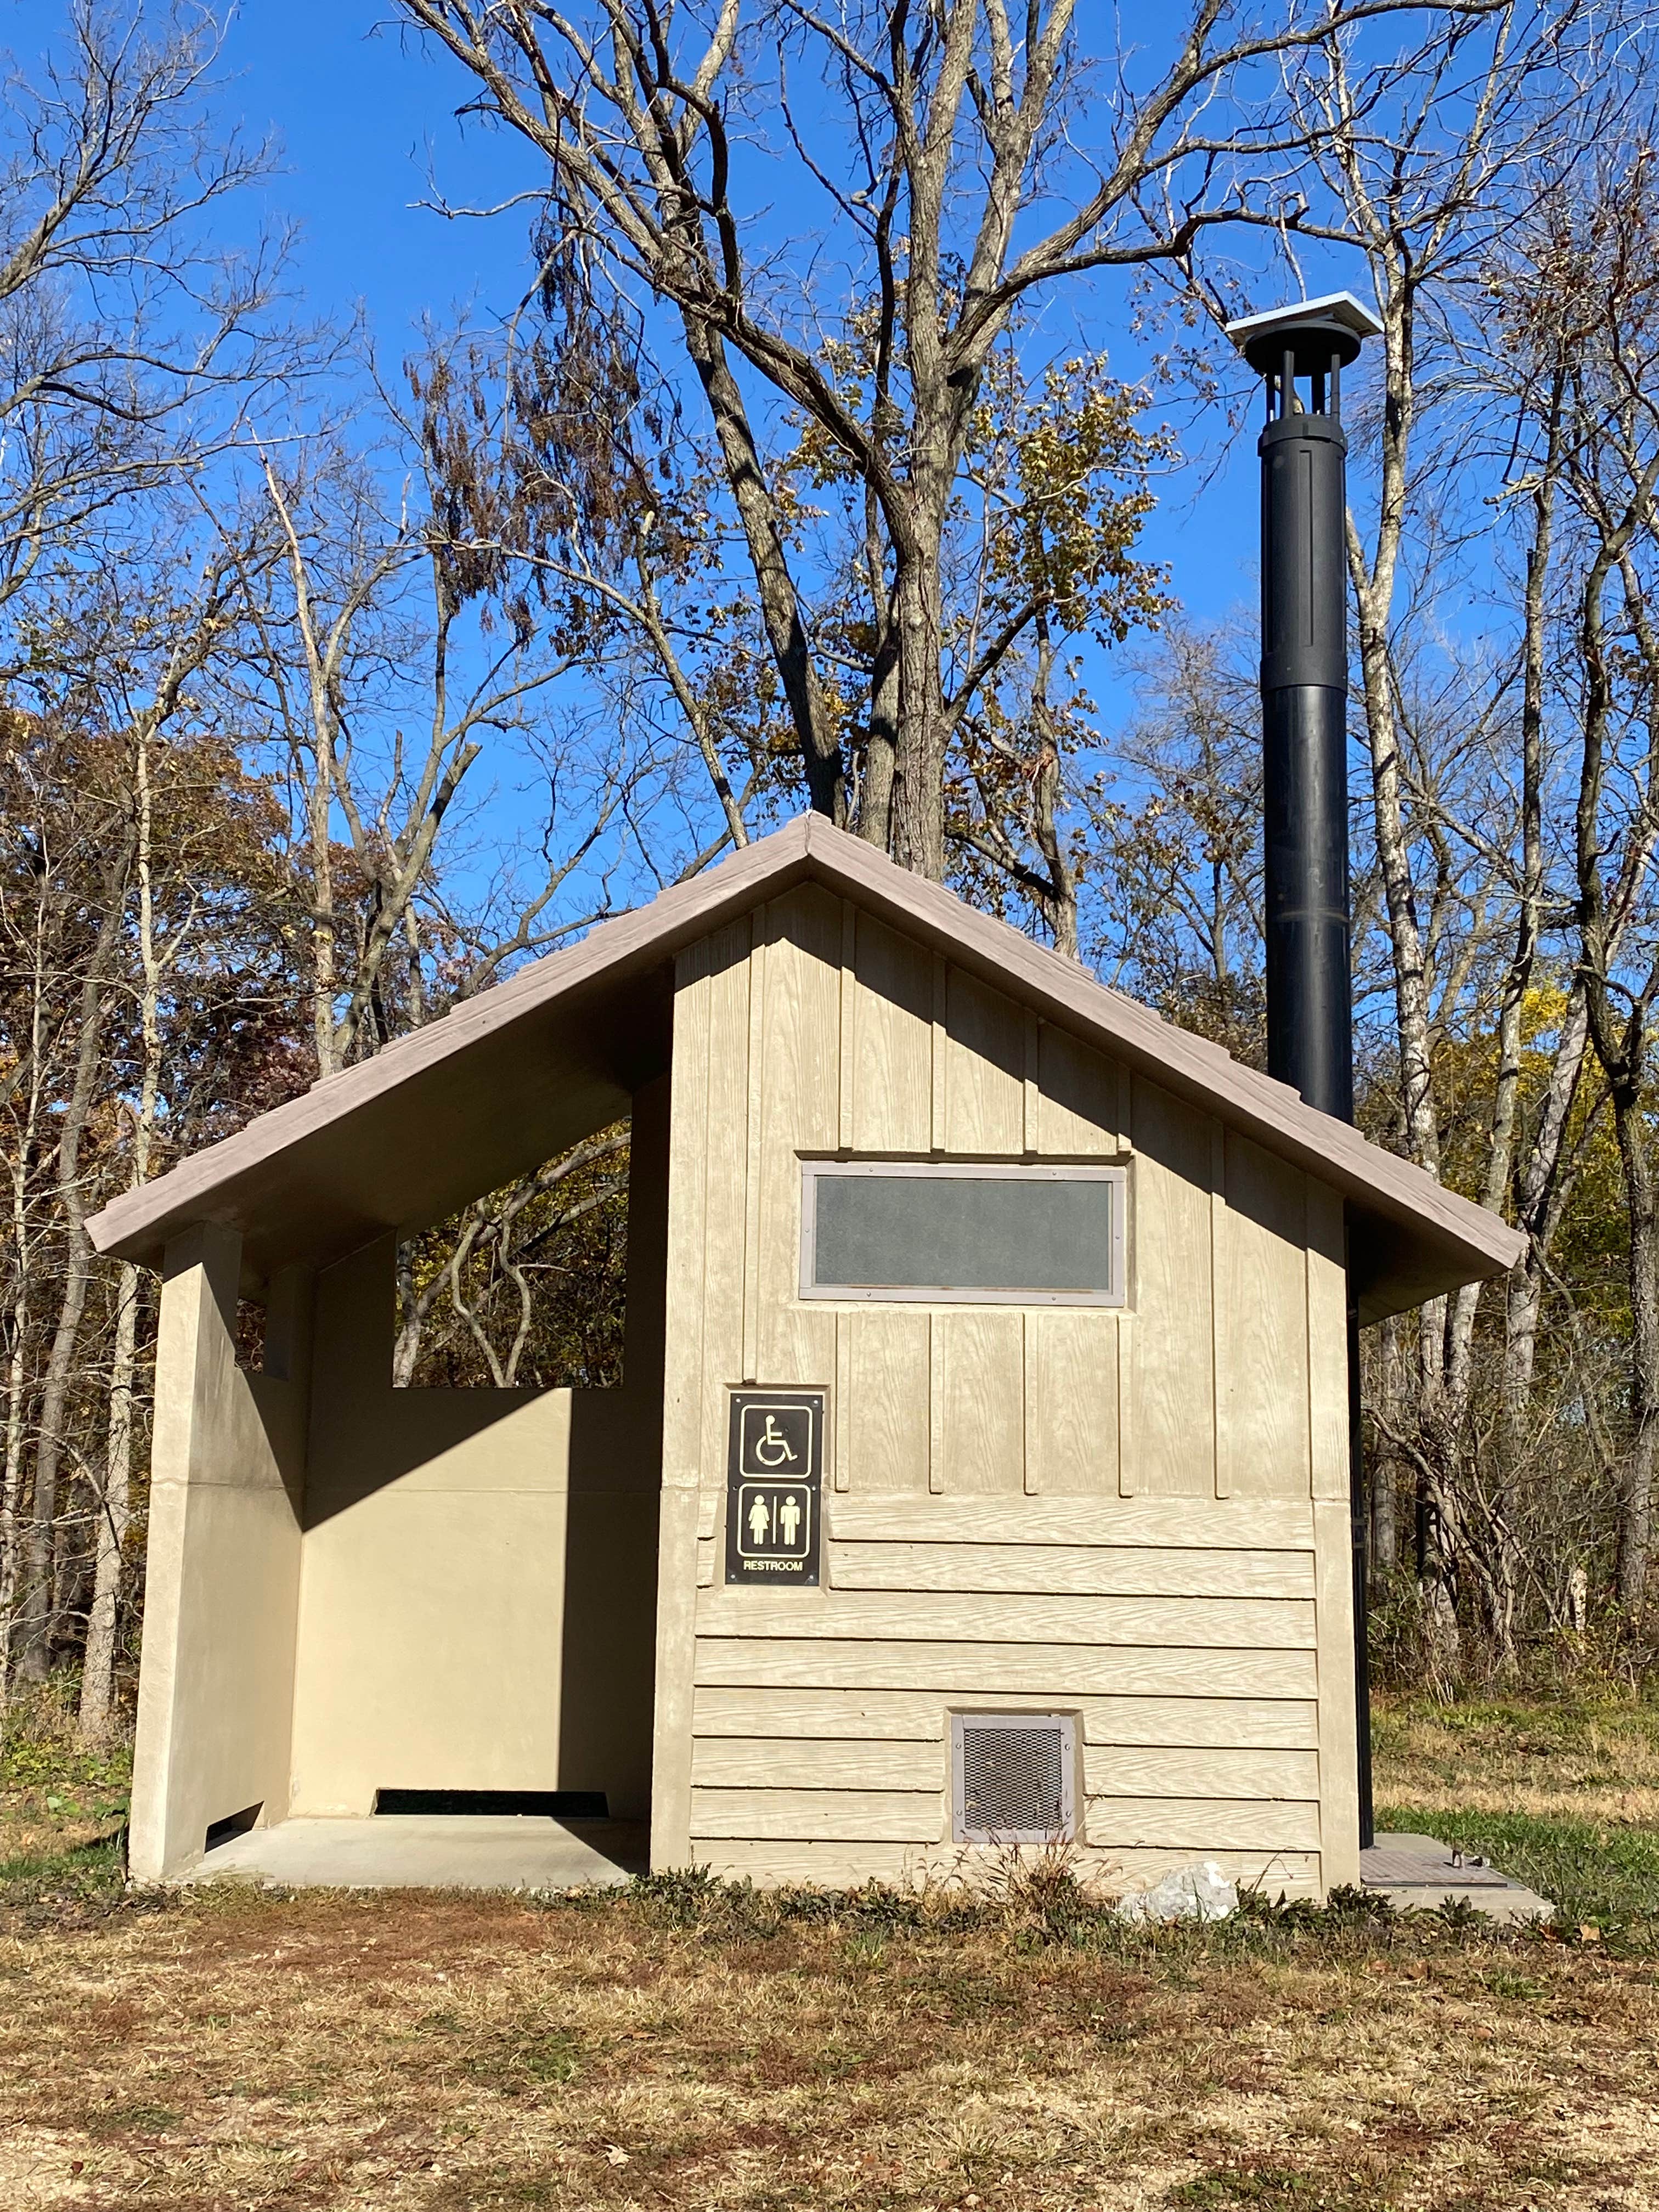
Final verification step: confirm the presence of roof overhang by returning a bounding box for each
[88,816,1523,1323]
[1226,290,1384,376]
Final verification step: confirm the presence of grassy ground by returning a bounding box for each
[0,1686,1655,2212]
[0,1692,131,1912]
[1373,1688,1659,1929]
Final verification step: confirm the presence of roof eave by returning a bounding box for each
[87,813,1524,1318]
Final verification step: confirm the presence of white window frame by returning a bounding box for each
[799,1159,1126,1307]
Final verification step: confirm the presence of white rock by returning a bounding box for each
[1116,1860,1238,1924]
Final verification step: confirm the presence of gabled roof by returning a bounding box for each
[88,814,1523,1322]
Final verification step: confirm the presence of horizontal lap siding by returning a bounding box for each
[692,1689,1320,1748]
[662,888,1348,1891]
[691,1795,1321,1851]
[692,1788,943,1842]
[693,1640,1319,1698]
[827,1497,1314,1548]
[826,1541,1314,1600]
[689,1842,1323,1900]
[696,1589,1314,1649]
[691,1739,1316,1798]
[1085,1798,1322,1853]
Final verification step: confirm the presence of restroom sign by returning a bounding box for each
[725,1390,823,1585]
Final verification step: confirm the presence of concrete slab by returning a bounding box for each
[1359,1830,1554,1923]
[188,1815,648,1892]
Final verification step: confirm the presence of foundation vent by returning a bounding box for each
[951,1713,1076,1844]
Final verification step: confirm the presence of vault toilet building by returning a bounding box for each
[89,819,1521,1893]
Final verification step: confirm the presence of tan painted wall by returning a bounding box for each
[287,1077,669,1822]
[652,888,1358,1894]
[128,1227,309,1881]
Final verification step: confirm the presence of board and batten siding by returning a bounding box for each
[650,884,1358,1897]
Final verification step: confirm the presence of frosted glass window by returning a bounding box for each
[800,1162,1125,1306]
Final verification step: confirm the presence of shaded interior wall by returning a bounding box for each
[286,1076,668,1822]
[651,887,1357,1893]
[128,1225,310,1881]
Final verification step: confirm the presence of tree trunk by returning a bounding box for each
[859,600,900,851]
[1369,1313,1405,1578]
[77,1260,138,1741]
[0,1224,29,1722]
[16,833,132,1680]
[18,1215,94,1680]
[1348,294,1446,1420]
[80,714,167,1741]
[681,312,844,824]
[1612,1082,1657,1613]
[1505,989,1590,1423]
[890,547,949,878]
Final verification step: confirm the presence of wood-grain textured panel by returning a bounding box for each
[1035,1026,1120,1156]
[1081,1697,1319,1749]
[651,941,717,1867]
[1026,1309,1119,1494]
[694,1639,1321,1699]
[1085,1746,1320,1800]
[844,1308,931,1493]
[1306,1181,1350,1502]
[700,921,754,1470]
[692,1738,945,1791]
[696,1588,1315,1648]
[825,1541,1314,1599]
[850,912,934,1154]
[827,1496,1316,1549]
[661,942,713,1493]
[1086,1797,1322,1852]
[692,1842,1322,1896]
[1313,1493,1361,1886]
[941,968,1024,1152]
[757,885,841,1386]
[934,1310,1024,1493]
[691,1788,944,1842]
[1221,1133,1311,1498]
[690,1734,1309,1805]
[740,908,768,1380]
[1130,1076,1217,1495]
[692,1688,1320,1748]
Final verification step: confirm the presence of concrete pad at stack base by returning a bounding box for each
[1360,1830,1554,1922]
[185,1816,647,1892]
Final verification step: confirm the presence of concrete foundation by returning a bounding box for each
[1360,1830,1554,1922]
[190,1815,647,1891]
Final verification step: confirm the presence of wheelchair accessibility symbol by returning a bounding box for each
[726,1390,823,1585]
[751,1415,795,1466]
[738,1398,814,1479]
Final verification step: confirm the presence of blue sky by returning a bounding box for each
[7,2,1386,843]
[204,1,1294,645]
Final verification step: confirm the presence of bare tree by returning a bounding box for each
[396,0,1508,885]
[239,347,630,1077]
[0,1,299,627]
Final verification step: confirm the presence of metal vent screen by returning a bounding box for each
[952,1713,1076,1844]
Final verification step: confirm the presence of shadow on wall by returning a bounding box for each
[283,1078,670,1826]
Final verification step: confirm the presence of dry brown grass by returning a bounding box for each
[1372,1690,1659,1827]
[2,1689,1656,2210]
[1,1883,1656,2212]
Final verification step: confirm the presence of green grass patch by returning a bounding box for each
[1370,1685,1659,1771]
[1173,2165,1393,2210]
[1376,1801,1659,1931]
[0,1824,127,1909]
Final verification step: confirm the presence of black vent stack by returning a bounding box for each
[1227,291,1382,1848]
